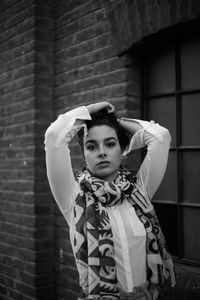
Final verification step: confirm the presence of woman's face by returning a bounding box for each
[83,125,122,182]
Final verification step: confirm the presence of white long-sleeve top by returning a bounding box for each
[44,106,171,292]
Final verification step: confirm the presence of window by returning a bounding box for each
[142,32,200,265]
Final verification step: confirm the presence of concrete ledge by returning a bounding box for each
[175,262,200,290]
[159,262,200,299]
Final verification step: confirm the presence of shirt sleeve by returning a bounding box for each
[123,119,171,200]
[44,106,91,223]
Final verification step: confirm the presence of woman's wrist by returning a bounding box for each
[118,118,142,135]
[86,102,114,114]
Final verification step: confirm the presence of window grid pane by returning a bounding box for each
[183,207,200,261]
[143,34,200,265]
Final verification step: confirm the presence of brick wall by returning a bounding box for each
[108,0,200,54]
[0,0,54,299]
[34,0,55,299]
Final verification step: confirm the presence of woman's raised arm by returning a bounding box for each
[119,118,171,199]
[44,106,91,217]
[44,102,114,219]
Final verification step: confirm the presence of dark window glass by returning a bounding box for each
[182,94,200,146]
[154,203,178,255]
[181,37,200,90]
[154,151,177,202]
[183,207,200,261]
[144,46,175,94]
[147,96,176,147]
[182,151,200,204]
[142,32,200,265]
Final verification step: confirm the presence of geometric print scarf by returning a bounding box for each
[74,169,176,300]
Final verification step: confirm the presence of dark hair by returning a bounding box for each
[77,108,130,153]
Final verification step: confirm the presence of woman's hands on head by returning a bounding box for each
[86,102,114,114]
[117,118,142,135]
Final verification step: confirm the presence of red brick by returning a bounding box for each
[14,282,36,297]
[0,242,35,262]
[0,41,34,64]
[0,29,35,53]
[179,0,190,21]
[0,86,35,104]
[0,0,34,23]
[1,17,35,43]
[8,288,30,300]
[168,0,179,24]
[190,0,200,17]
[158,0,170,29]
[147,0,160,32]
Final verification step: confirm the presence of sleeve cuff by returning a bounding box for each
[55,106,91,148]
[122,119,164,156]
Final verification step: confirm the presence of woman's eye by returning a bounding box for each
[106,142,116,148]
[86,145,95,151]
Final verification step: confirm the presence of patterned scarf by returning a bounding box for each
[73,169,175,300]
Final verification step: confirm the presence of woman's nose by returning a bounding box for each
[98,145,107,157]
[99,152,106,158]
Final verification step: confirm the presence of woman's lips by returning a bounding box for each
[97,161,110,167]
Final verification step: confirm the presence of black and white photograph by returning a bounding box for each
[0,1,200,299]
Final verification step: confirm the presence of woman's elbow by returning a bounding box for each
[161,127,171,146]
[44,125,57,147]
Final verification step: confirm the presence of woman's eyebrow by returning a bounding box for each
[85,139,96,146]
[85,137,117,145]
[104,137,117,142]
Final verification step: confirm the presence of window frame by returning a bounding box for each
[141,34,200,267]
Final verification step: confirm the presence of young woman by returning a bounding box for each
[44,102,176,300]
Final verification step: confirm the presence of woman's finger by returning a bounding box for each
[107,103,115,113]
[87,102,115,114]
[99,101,114,112]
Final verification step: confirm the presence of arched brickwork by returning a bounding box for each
[108,0,200,54]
